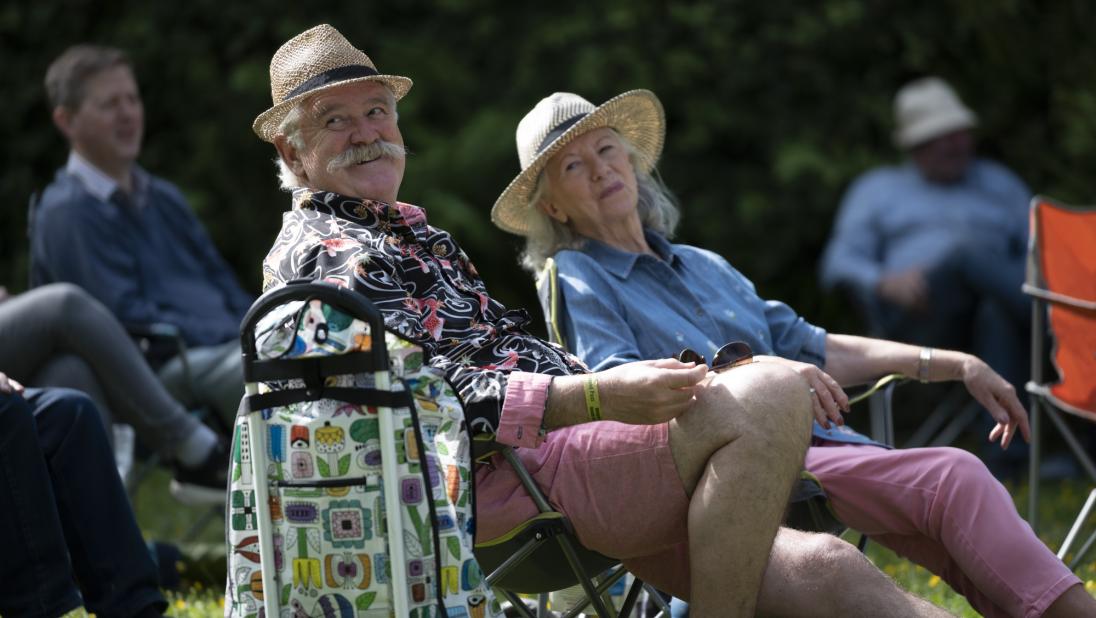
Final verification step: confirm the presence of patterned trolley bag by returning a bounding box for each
[225,280,499,618]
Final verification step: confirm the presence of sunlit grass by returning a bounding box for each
[136,468,1094,617]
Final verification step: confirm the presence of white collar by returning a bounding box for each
[66,151,124,202]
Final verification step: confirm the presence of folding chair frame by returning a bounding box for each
[475,440,669,617]
[1023,196,1096,569]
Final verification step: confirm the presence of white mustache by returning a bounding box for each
[327,140,407,173]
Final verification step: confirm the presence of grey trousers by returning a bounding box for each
[0,283,201,456]
[157,340,243,430]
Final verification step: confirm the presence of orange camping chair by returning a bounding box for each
[1023,196,1096,569]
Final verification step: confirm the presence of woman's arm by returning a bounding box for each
[823,333,1030,447]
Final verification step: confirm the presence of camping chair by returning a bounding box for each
[473,437,668,617]
[1023,196,1096,569]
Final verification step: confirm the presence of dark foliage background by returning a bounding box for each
[5,1,1096,339]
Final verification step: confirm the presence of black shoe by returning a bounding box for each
[170,439,228,505]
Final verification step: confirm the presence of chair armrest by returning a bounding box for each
[123,321,188,369]
[1022,283,1096,311]
[847,373,906,406]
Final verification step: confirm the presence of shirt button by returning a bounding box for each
[695,308,705,317]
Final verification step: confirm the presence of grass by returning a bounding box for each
[135,470,1095,617]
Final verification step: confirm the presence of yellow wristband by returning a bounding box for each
[583,376,602,422]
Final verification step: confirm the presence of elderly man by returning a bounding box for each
[32,45,253,432]
[820,77,1032,472]
[247,24,835,617]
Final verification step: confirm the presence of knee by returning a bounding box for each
[785,532,867,589]
[34,388,107,440]
[933,447,995,492]
[36,282,95,320]
[702,363,814,438]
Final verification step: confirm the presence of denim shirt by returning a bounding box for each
[551,230,883,446]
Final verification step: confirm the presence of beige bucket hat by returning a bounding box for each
[491,89,665,236]
[893,76,978,149]
[253,24,412,143]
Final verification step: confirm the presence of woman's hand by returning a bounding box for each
[596,358,709,424]
[754,355,848,429]
[959,355,1030,449]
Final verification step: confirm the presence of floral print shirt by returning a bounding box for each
[262,189,586,436]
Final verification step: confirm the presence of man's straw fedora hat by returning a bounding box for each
[253,24,412,143]
[492,89,665,236]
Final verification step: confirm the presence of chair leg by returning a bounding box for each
[1058,488,1096,564]
[500,589,537,618]
[556,536,615,617]
[617,577,643,617]
[1045,408,1096,481]
[1028,395,1042,530]
[641,583,673,617]
[1068,527,1096,571]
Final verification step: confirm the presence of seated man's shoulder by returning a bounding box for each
[38,172,88,210]
[36,174,107,225]
[970,158,1023,183]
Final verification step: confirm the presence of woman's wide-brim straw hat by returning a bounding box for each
[491,89,665,236]
[253,24,412,143]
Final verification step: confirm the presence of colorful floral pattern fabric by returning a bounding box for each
[225,297,498,618]
[262,189,588,436]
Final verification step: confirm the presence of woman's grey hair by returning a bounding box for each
[519,134,680,273]
[272,86,398,191]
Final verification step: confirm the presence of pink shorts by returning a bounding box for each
[475,420,691,595]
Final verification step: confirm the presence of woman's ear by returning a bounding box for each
[537,199,568,224]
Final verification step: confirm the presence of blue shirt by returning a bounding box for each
[549,231,882,446]
[819,159,1030,307]
[554,231,827,369]
[31,160,254,347]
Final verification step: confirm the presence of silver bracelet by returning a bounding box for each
[918,347,934,383]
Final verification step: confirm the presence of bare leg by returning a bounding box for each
[668,363,814,617]
[1044,584,1096,617]
[756,528,953,617]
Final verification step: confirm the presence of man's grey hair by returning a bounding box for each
[45,44,133,111]
[519,135,680,273]
[273,85,399,191]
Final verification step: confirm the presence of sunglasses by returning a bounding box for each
[675,341,754,373]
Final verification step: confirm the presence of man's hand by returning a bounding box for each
[0,372,24,396]
[597,359,709,424]
[754,355,848,429]
[958,355,1030,449]
[877,269,929,313]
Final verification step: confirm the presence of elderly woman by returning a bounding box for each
[492,90,1094,618]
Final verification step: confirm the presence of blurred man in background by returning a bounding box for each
[31,44,253,430]
[819,77,1033,473]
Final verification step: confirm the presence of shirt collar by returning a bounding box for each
[291,188,427,241]
[579,229,679,278]
[65,152,148,206]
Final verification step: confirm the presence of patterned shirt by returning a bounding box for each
[262,189,586,437]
